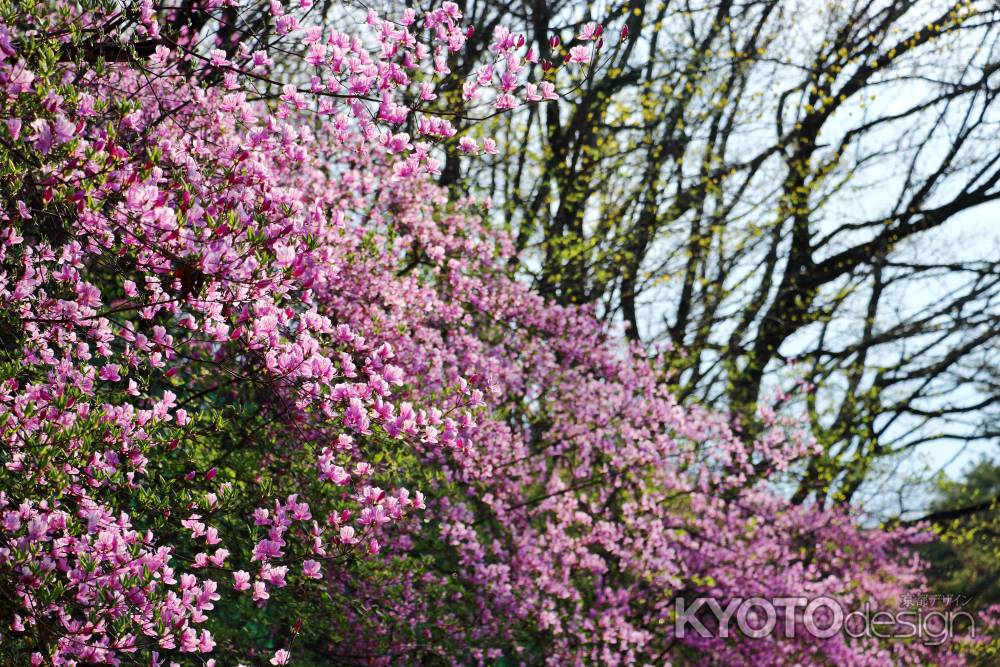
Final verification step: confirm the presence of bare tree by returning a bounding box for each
[440,0,1000,510]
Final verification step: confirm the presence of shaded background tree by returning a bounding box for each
[918,456,1000,606]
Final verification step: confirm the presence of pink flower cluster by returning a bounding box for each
[158,0,564,166]
[0,3,988,665]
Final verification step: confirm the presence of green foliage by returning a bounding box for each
[922,458,1000,607]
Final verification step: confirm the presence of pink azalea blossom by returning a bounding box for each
[567,44,591,64]
[233,571,251,591]
[302,559,322,579]
[458,137,478,154]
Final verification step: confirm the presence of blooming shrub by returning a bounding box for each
[0,1,985,665]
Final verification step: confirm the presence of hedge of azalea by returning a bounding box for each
[0,1,987,665]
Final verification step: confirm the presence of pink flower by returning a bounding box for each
[305,43,326,66]
[419,82,437,101]
[342,397,370,433]
[29,119,52,154]
[270,649,290,665]
[495,93,518,110]
[199,630,216,653]
[52,115,75,144]
[302,26,322,45]
[251,50,273,71]
[233,570,251,591]
[462,81,479,101]
[261,563,288,587]
[539,81,558,100]
[180,627,199,652]
[252,580,269,601]
[7,60,34,94]
[567,45,591,64]
[251,538,284,562]
[578,22,603,41]
[281,84,306,110]
[359,505,389,527]
[302,560,322,579]
[458,137,478,154]
[209,49,229,67]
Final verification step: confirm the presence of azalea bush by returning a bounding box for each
[0,1,991,665]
